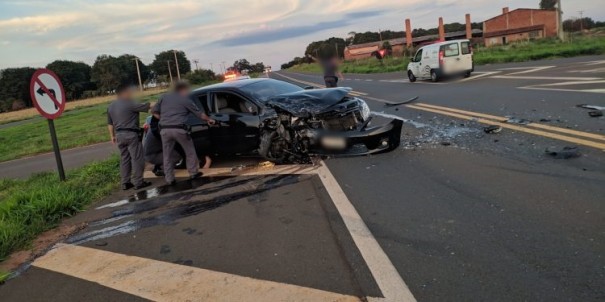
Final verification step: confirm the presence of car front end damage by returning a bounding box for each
[259,88,403,161]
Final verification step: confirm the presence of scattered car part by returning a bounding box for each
[505,117,530,125]
[384,96,419,107]
[484,125,502,134]
[577,104,605,111]
[588,111,603,117]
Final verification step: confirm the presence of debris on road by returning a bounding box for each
[577,104,605,111]
[504,117,531,125]
[588,111,603,117]
[231,161,276,173]
[545,146,582,159]
[384,96,419,107]
[484,125,502,134]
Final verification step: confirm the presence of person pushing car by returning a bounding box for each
[152,81,215,185]
[107,84,152,190]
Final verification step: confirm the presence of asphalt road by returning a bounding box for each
[1,56,604,301]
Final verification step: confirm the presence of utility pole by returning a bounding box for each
[193,59,199,71]
[557,0,565,41]
[221,61,226,74]
[167,60,173,84]
[210,63,214,73]
[133,57,143,92]
[578,10,584,31]
[379,29,383,41]
[335,44,339,59]
[173,50,181,80]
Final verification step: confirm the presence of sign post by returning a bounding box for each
[30,69,67,181]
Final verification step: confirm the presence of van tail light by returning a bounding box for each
[439,50,444,67]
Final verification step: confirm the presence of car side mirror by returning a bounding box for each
[304,86,315,90]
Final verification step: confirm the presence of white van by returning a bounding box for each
[407,39,473,82]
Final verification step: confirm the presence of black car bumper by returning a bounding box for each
[312,119,403,156]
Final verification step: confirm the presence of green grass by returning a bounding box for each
[0,270,10,283]
[0,156,120,261]
[0,93,161,162]
[474,36,605,65]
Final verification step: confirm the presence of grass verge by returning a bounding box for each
[0,156,120,261]
[0,92,160,162]
[0,88,167,126]
[474,36,605,64]
[289,56,409,74]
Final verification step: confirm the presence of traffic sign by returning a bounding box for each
[30,68,66,180]
[30,69,66,120]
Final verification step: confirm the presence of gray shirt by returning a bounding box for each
[107,99,150,130]
[152,92,202,126]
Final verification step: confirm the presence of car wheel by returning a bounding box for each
[431,70,439,82]
[408,71,417,83]
[259,130,288,164]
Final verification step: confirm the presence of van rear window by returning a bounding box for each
[443,43,459,57]
[461,42,471,55]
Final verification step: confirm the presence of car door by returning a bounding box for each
[188,92,212,155]
[441,42,461,75]
[409,49,423,77]
[460,41,474,72]
[207,90,261,154]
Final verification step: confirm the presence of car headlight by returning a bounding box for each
[359,99,371,121]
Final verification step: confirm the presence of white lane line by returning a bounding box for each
[519,86,605,94]
[458,71,501,82]
[317,162,416,302]
[493,75,602,81]
[582,60,605,66]
[34,244,361,302]
[497,66,555,75]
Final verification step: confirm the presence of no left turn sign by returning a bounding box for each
[30,68,66,119]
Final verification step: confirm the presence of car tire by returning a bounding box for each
[259,130,288,164]
[408,71,417,83]
[431,70,439,82]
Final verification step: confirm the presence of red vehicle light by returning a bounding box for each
[439,50,444,67]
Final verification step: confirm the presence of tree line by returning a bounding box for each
[0,50,215,112]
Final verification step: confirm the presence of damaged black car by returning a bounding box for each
[143,78,402,165]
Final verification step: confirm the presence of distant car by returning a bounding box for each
[143,78,402,166]
[407,39,474,82]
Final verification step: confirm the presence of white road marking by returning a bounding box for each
[458,71,501,82]
[497,66,555,75]
[316,163,416,302]
[493,75,602,81]
[34,244,361,302]
[95,199,129,209]
[582,60,605,66]
[519,79,605,94]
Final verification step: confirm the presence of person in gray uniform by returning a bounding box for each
[152,81,215,185]
[107,84,152,190]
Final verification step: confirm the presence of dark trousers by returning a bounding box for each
[324,76,338,88]
[160,128,199,183]
[116,132,145,186]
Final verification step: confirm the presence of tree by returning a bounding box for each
[540,0,557,9]
[305,37,346,59]
[46,60,93,101]
[150,50,191,78]
[185,69,216,85]
[0,67,36,111]
[563,17,596,31]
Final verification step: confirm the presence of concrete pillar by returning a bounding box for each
[465,14,472,39]
[438,17,445,41]
[405,19,413,48]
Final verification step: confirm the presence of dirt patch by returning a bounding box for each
[0,223,86,274]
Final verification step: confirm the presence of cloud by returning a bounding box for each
[212,10,387,47]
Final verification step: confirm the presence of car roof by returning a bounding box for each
[420,39,470,49]
[193,78,271,92]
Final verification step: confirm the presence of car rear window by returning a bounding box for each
[443,43,460,57]
[461,42,471,55]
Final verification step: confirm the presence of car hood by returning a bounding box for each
[266,87,353,117]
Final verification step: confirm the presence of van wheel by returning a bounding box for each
[430,70,439,82]
[408,71,417,83]
[464,71,472,78]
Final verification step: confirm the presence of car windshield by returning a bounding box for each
[240,80,303,102]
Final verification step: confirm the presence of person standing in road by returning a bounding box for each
[152,81,215,185]
[107,84,152,190]
[309,54,344,88]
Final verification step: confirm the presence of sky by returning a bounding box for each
[0,0,603,71]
